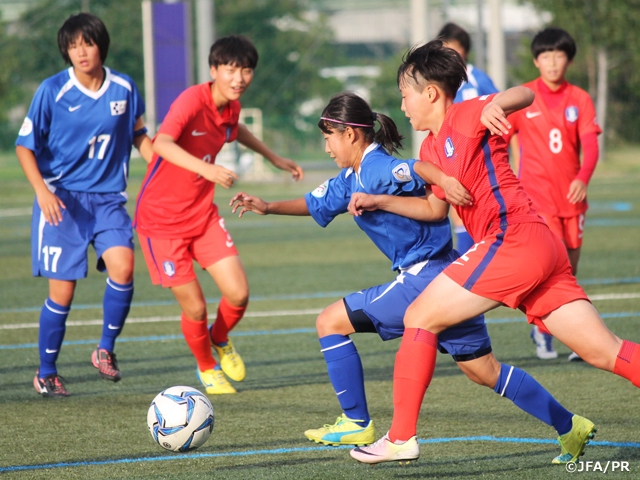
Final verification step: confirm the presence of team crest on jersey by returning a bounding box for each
[391,163,412,182]
[163,261,176,277]
[311,180,329,198]
[444,137,455,158]
[110,100,127,116]
[565,106,578,123]
[18,117,33,136]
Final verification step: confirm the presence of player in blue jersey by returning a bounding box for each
[230,92,584,454]
[15,13,152,397]
[437,22,499,254]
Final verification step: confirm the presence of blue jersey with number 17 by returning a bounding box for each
[16,67,145,193]
[305,144,452,271]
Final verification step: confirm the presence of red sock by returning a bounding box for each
[613,340,640,387]
[210,298,247,345]
[181,312,216,371]
[388,328,438,442]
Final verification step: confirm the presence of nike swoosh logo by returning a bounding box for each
[226,240,234,248]
[192,130,206,136]
[108,324,120,330]
[336,389,347,396]
[525,111,542,118]
[45,348,58,354]
[68,105,81,112]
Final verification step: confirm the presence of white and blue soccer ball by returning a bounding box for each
[147,386,214,452]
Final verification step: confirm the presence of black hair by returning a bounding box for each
[209,35,258,68]
[437,22,471,55]
[397,40,467,98]
[58,13,110,65]
[531,27,576,61]
[318,92,404,155]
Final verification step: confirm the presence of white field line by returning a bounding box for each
[0,308,323,330]
[1,293,638,331]
[0,208,31,218]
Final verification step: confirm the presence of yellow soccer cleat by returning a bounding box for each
[213,339,246,382]
[552,415,597,464]
[196,368,236,395]
[304,414,375,446]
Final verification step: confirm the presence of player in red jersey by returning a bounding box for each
[134,36,303,395]
[349,40,640,465]
[505,28,601,361]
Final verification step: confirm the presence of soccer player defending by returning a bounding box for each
[134,36,303,395]
[16,13,152,397]
[349,40,640,465]
[232,93,592,461]
[438,22,499,255]
[505,28,601,361]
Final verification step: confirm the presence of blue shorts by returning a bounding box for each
[31,188,133,280]
[344,250,492,361]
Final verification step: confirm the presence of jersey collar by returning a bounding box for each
[68,66,112,100]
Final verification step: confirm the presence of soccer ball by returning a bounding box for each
[147,386,214,452]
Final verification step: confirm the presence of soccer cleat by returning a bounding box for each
[33,370,70,398]
[212,338,246,382]
[531,326,558,359]
[552,415,597,464]
[568,352,583,362]
[91,347,122,382]
[197,368,236,394]
[304,414,375,446]
[350,433,419,465]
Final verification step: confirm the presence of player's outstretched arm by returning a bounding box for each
[412,161,473,206]
[230,192,309,218]
[153,133,238,188]
[348,189,448,221]
[481,87,534,136]
[133,117,153,164]
[16,145,66,226]
[236,124,304,181]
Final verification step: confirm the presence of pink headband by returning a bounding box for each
[320,117,375,128]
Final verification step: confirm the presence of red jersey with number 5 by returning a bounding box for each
[422,95,543,242]
[506,79,601,217]
[134,82,240,238]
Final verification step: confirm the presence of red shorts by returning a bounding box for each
[539,213,585,249]
[444,222,589,330]
[138,213,238,287]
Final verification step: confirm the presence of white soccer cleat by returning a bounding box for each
[531,326,558,359]
[350,433,419,464]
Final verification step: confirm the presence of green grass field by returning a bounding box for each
[1,148,640,479]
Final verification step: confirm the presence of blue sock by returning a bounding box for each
[319,334,370,426]
[494,364,573,435]
[38,298,70,377]
[99,279,133,352]
[455,227,474,254]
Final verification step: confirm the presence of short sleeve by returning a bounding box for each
[157,88,199,140]
[387,159,427,193]
[15,81,52,151]
[577,91,602,138]
[304,174,350,227]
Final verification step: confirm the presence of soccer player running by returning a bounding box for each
[438,22,499,255]
[349,40,640,465]
[231,92,592,457]
[134,36,303,395]
[16,13,152,397]
[505,28,601,361]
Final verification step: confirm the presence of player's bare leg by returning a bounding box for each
[206,256,249,381]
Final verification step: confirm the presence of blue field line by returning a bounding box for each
[1,436,639,473]
[2,312,639,351]
[3,274,640,315]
